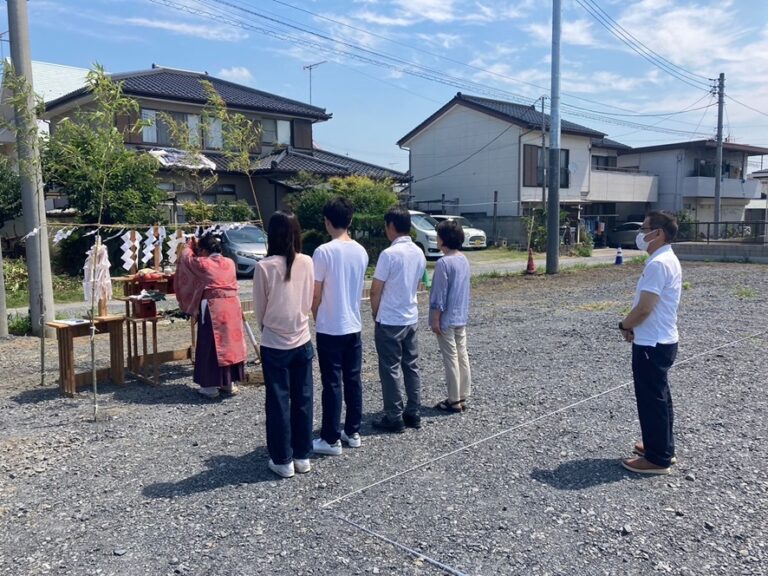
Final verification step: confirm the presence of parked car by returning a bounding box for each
[607,221,643,248]
[431,215,488,249]
[408,210,442,259]
[220,224,268,277]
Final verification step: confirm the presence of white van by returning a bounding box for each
[408,210,441,259]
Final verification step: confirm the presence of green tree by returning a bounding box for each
[286,175,398,260]
[43,65,165,226]
[0,156,21,227]
[201,81,264,224]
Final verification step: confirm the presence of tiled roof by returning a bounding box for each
[46,66,331,121]
[398,92,605,145]
[591,137,631,150]
[137,145,407,181]
[251,148,408,181]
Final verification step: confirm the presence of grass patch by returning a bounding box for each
[629,255,648,265]
[466,247,528,263]
[6,312,32,336]
[471,270,520,286]
[734,286,756,299]
[682,281,692,290]
[577,300,624,312]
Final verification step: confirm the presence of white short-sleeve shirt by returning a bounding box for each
[632,244,682,346]
[313,238,369,336]
[373,236,426,326]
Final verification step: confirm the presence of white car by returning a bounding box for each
[431,215,488,249]
[408,210,442,259]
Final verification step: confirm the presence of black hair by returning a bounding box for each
[436,219,464,250]
[384,206,411,234]
[646,210,678,242]
[322,196,354,230]
[198,231,222,254]
[267,211,303,281]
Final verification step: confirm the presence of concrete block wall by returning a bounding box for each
[673,242,768,264]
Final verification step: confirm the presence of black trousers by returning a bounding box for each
[632,342,678,467]
[316,332,363,444]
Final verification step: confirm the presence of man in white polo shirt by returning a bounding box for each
[311,197,369,456]
[370,206,427,432]
[618,210,682,475]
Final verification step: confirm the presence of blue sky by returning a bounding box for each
[6,0,768,173]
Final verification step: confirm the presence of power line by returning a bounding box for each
[149,0,714,139]
[580,0,711,83]
[574,0,712,91]
[726,95,768,118]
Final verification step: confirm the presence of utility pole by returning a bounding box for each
[546,0,562,275]
[8,0,55,337]
[714,72,725,238]
[303,60,326,105]
[540,95,547,210]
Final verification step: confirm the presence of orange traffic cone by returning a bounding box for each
[526,248,536,275]
[614,246,624,265]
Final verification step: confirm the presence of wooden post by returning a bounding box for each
[175,228,185,264]
[153,224,162,271]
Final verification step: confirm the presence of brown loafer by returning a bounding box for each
[621,456,671,475]
[633,441,677,464]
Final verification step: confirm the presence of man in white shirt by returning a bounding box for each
[311,197,369,456]
[618,211,682,475]
[370,207,427,432]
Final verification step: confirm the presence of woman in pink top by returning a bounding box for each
[253,212,315,479]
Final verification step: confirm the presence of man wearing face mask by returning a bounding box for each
[618,211,682,475]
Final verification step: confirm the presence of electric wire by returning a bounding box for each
[726,95,768,119]
[148,0,716,139]
[574,0,712,91]
[579,0,711,84]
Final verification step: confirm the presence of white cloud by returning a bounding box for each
[416,32,463,50]
[118,17,248,42]
[217,66,254,84]
[526,18,598,47]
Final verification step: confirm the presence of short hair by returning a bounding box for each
[384,206,411,234]
[197,231,222,254]
[266,211,303,281]
[646,210,678,242]
[436,219,464,250]
[323,197,354,230]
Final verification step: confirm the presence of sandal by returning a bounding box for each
[434,399,463,413]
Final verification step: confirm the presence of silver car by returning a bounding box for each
[607,221,643,249]
[220,225,268,277]
[431,215,488,249]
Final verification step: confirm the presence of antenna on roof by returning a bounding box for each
[302,60,326,105]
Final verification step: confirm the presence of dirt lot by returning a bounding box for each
[1,262,766,575]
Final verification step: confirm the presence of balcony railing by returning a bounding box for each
[682,177,760,199]
[676,221,767,244]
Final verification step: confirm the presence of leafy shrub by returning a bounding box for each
[301,229,327,257]
[212,200,254,222]
[7,312,32,336]
[182,200,214,224]
[2,258,28,292]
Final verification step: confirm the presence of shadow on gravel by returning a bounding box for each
[110,382,210,406]
[530,458,636,490]
[142,448,274,498]
[11,386,65,405]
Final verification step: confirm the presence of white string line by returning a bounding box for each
[322,330,767,509]
[333,514,470,576]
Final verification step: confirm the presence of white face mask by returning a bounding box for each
[635,230,652,251]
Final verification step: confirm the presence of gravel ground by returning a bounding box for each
[1,261,766,576]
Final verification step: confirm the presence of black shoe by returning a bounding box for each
[372,416,405,433]
[403,412,422,429]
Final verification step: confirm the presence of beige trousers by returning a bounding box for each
[436,326,472,403]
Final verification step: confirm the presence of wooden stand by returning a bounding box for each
[46,316,125,397]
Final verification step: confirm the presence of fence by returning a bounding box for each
[677,221,767,244]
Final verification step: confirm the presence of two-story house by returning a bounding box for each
[44,65,406,222]
[398,93,658,244]
[617,140,768,223]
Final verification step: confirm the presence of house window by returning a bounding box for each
[277,120,291,145]
[205,118,223,150]
[592,155,617,170]
[262,118,276,144]
[523,145,570,188]
[187,114,201,147]
[142,110,157,143]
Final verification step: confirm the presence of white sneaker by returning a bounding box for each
[268,459,295,478]
[340,431,362,448]
[313,438,342,456]
[294,458,311,474]
[197,387,220,399]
